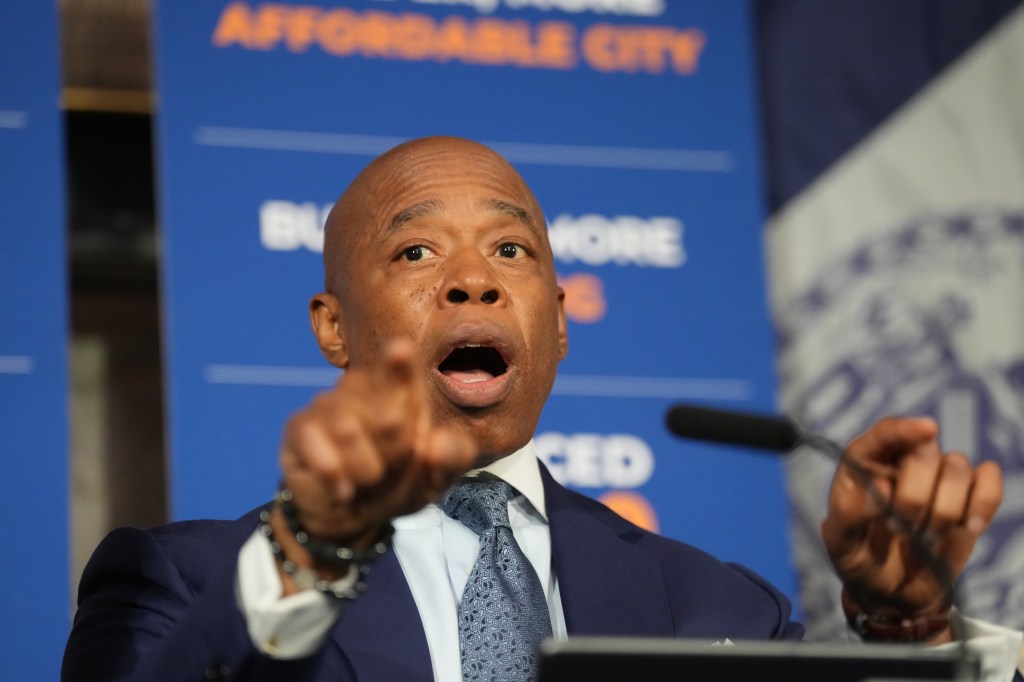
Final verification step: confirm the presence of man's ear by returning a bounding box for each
[556,286,569,361]
[310,293,349,368]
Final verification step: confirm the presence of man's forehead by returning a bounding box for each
[386,197,539,236]
[323,137,547,287]
[367,137,510,181]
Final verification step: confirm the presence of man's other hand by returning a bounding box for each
[821,417,1003,642]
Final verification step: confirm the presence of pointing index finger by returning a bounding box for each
[380,338,418,384]
[368,338,432,460]
[371,339,424,420]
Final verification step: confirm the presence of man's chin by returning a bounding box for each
[447,417,531,470]
[428,391,536,467]
[469,449,516,470]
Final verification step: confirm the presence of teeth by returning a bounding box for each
[461,344,482,348]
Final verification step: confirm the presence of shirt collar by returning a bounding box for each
[466,441,547,520]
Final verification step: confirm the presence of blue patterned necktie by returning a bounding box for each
[439,477,553,682]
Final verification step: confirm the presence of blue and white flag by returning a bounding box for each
[768,6,1024,639]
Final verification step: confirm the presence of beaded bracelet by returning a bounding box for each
[841,588,953,643]
[275,485,394,569]
[258,511,367,600]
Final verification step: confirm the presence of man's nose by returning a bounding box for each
[441,250,506,306]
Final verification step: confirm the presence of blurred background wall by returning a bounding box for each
[2,0,1022,678]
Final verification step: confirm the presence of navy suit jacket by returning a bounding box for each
[63,465,803,681]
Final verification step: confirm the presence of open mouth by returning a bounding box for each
[438,344,509,384]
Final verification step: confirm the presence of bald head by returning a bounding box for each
[322,136,547,297]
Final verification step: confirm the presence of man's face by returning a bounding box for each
[316,138,568,464]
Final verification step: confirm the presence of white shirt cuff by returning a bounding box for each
[932,611,1024,682]
[234,529,341,658]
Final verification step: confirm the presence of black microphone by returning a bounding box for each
[664,403,803,452]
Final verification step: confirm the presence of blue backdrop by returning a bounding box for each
[0,4,69,678]
[153,0,794,598]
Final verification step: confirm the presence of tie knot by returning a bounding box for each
[438,478,514,535]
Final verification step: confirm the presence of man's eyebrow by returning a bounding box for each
[388,199,443,233]
[486,199,538,232]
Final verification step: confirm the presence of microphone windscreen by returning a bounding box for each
[665,404,801,452]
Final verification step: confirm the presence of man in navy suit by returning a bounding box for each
[63,137,1008,681]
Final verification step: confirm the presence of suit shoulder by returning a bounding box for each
[146,506,264,551]
[553,484,802,639]
[82,506,265,598]
[555,484,737,566]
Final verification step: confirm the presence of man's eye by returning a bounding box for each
[402,245,433,261]
[497,243,525,259]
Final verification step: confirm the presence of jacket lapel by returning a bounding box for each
[328,549,433,681]
[541,464,675,637]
